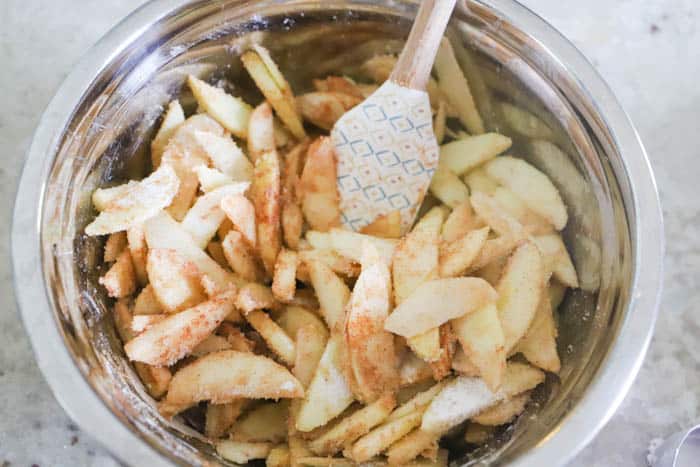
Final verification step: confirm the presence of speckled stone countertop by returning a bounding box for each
[1,0,698,465]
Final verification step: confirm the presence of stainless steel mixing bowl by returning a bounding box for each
[12,0,664,466]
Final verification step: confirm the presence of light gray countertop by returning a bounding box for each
[1,0,697,466]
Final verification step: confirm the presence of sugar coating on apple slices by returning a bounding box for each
[87,37,584,466]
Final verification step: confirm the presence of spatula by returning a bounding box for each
[331,0,458,234]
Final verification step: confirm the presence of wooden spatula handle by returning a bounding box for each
[389,0,458,91]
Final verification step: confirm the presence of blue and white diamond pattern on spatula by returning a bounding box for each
[331,80,439,233]
[329,0,456,234]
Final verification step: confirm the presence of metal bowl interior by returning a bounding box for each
[12,0,663,466]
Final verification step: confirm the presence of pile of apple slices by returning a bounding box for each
[87,38,583,466]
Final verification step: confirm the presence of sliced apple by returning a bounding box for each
[312,76,364,97]
[297,92,361,130]
[241,44,306,139]
[497,242,545,352]
[451,347,480,376]
[144,211,242,292]
[420,362,544,434]
[247,102,276,163]
[220,193,257,247]
[205,400,246,438]
[350,412,423,462]
[514,293,561,373]
[272,248,298,302]
[282,200,304,250]
[306,228,398,265]
[485,156,568,230]
[440,133,511,176]
[360,210,402,239]
[99,249,136,298]
[151,100,185,168]
[434,38,484,135]
[293,324,328,388]
[306,259,351,331]
[441,200,481,244]
[166,349,303,405]
[103,232,127,262]
[384,278,498,338]
[451,303,506,391]
[309,393,396,456]
[298,249,360,279]
[392,206,447,305]
[130,314,167,334]
[428,163,470,209]
[221,230,265,283]
[469,234,524,273]
[230,401,289,443]
[246,310,296,365]
[216,440,272,464]
[434,99,447,144]
[251,150,282,274]
[532,233,579,288]
[133,285,163,315]
[193,165,234,193]
[472,391,531,426]
[429,324,455,382]
[345,243,399,402]
[407,329,442,363]
[296,335,354,432]
[266,446,290,467]
[439,227,489,278]
[491,186,553,235]
[387,380,447,422]
[193,130,253,182]
[134,363,172,399]
[463,167,499,196]
[187,75,252,138]
[549,280,567,310]
[386,428,439,466]
[162,114,224,220]
[127,224,148,286]
[275,306,329,343]
[146,248,205,312]
[235,283,279,314]
[86,164,179,236]
[399,351,434,387]
[125,291,236,366]
[470,191,526,240]
[181,183,250,248]
[191,335,233,357]
[300,137,340,232]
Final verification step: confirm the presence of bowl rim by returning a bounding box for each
[11,0,664,466]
